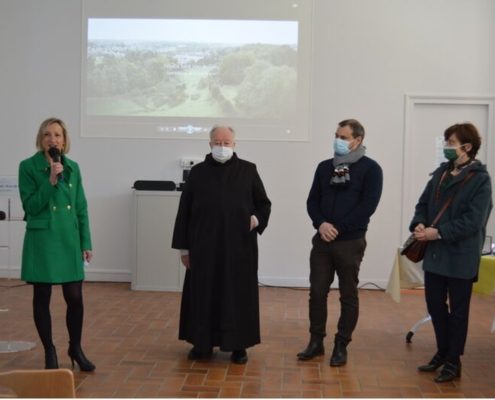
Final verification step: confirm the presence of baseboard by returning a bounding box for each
[85,268,131,282]
[258,276,389,290]
[258,276,310,288]
[0,266,131,283]
[0,267,389,290]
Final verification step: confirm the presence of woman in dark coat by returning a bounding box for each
[18,118,95,371]
[410,122,492,382]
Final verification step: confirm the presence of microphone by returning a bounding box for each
[47,147,64,181]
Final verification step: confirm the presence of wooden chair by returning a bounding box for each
[0,368,75,398]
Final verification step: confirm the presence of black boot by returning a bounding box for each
[231,349,248,364]
[187,347,213,361]
[297,338,324,361]
[68,343,95,372]
[434,361,461,383]
[418,352,446,372]
[329,340,347,366]
[45,346,59,369]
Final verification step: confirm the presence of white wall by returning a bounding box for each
[1,0,494,287]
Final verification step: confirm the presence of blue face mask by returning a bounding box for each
[334,138,351,156]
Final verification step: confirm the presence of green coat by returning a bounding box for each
[18,152,92,283]
[410,161,492,280]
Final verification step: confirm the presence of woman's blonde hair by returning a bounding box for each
[35,117,71,154]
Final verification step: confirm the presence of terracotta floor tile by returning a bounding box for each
[240,381,262,396]
[279,389,303,397]
[206,368,227,381]
[225,375,259,383]
[302,389,323,398]
[185,373,206,385]
[321,383,342,397]
[198,391,219,398]
[225,364,246,376]
[1,280,494,398]
[204,380,241,389]
[257,390,283,398]
[182,385,220,393]
[300,366,320,380]
[219,386,241,397]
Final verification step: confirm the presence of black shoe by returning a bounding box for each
[418,353,446,372]
[231,349,248,364]
[68,344,96,372]
[297,340,324,361]
[434,362,461,383]
[45,346,59,369]
[187,347,213,361]
[329,341,347,366]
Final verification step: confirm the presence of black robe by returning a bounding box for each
[172,153,271,351]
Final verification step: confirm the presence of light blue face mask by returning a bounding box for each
[334,138,351,156]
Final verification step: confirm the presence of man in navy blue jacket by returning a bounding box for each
[297,119,383,366]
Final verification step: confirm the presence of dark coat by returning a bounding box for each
[19,152,92,283]
[172,153,271,351]
[410,161,492,279]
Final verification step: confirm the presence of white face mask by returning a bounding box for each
[211,145,234,163]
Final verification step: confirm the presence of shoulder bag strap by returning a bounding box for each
[431,171,475,227]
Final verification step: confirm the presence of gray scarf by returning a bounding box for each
[331,145,366,185]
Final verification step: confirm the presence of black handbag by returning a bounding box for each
[401,171,475,262]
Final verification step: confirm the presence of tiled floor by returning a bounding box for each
[1,279,494,398]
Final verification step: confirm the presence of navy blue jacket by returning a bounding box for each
[307,155,383,240]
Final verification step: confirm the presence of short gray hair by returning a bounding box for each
[209,125,236,140]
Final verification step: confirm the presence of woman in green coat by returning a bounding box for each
[409,123,492,383]
[19,117,95,371]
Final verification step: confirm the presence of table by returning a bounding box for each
[1,216,36,353]
[131,190,184,291]
[386,250,495,335]
[385,249,424,303]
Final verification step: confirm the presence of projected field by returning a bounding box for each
[86,19,297,120]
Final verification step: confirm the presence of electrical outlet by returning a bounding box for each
[180,157,203,168]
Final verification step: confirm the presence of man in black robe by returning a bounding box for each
[172,126,271,364]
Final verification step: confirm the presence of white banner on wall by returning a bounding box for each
[0,176,18,195]
[0,176,23,221]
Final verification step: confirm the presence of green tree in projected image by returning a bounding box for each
[86,41,297,119]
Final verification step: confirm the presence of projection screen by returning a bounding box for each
[81,0,313,141]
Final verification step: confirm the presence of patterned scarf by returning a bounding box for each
[331,145,366,185]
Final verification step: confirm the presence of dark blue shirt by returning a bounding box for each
[307,156,383,240]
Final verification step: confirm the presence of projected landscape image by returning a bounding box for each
[86,19,298,120]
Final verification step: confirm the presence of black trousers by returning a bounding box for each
[424,271,473,363]
[308,235,366,344]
